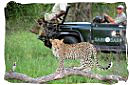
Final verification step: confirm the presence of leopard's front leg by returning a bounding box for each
[54,58,65,79]
[56,58,64,73]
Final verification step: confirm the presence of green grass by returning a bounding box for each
[5,31,128,84]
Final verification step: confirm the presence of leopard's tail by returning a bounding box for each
[92,46,113,70]
[96,61,113,70]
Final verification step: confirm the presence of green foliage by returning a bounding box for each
[5,1,23,19]
[5,1,126,31]
[5,1,53,20]
[92,2,126,18]
[5,1,53,31]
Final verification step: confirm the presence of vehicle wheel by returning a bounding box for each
[62,36,79,44]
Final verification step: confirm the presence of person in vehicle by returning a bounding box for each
[104,5,126,25]
[30,3,68,36]
[41,3,68,23]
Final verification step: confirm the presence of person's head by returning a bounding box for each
[116,5,124,14]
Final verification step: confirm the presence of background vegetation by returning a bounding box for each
[5,1,126,31]
[5,1,128,84]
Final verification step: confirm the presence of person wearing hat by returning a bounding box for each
[104,5,126,25]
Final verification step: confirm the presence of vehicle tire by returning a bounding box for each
[62,36,79,44]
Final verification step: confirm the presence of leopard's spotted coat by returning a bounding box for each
[50,39,112,72]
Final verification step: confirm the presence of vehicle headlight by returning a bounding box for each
[111,31,116,37]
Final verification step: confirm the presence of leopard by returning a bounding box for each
[49,39,112,73]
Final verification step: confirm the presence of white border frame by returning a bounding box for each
[0,0,129,85]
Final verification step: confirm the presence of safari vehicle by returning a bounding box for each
[37,6,127,52]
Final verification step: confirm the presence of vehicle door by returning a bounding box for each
[91,23,126,46]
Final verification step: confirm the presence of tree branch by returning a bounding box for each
[4,68,127,84]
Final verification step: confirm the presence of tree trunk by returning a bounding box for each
[5,68,127,84]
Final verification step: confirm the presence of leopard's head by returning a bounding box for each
[50,39,64,49]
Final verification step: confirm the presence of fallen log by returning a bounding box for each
[4,68,127,84]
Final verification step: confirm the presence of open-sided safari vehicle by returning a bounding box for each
[31,6,127,52]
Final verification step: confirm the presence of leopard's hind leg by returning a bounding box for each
[73,59,86,70]
[82,58,94,72]
[73,58,93,72]
[81,51,94,72]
